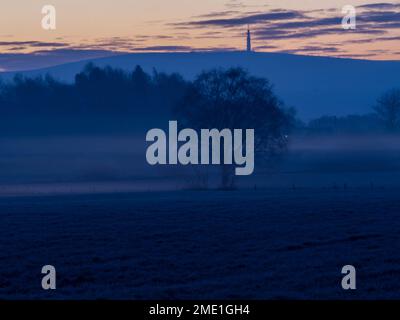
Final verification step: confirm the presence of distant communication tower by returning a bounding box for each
[246,25,252,52]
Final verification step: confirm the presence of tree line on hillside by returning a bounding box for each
[0,64,399,135]
[299,89,400,135]
[0,63,187,117]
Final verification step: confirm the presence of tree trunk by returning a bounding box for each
[220,164,235,190]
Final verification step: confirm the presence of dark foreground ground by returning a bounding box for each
[0,188,399,299]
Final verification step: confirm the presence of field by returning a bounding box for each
[1,188,399,299]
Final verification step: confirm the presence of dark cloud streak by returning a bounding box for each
[0,41,69,47]
[172,10,307,28]
[172,3,400,44]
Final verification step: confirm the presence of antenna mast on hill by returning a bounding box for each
[246,25,252,52]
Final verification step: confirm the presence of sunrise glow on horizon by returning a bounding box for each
[1,0,399,62]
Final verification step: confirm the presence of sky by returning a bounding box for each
[0,0,399,70]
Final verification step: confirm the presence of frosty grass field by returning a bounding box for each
[1,187,399,299]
